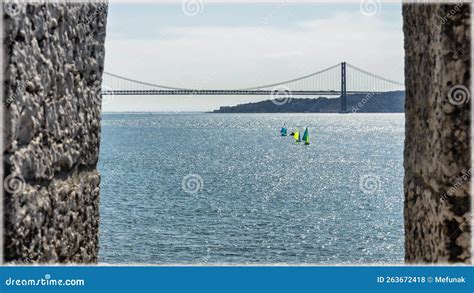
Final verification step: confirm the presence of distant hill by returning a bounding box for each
[212,91,405,113]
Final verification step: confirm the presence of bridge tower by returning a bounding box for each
[340,62,347,113]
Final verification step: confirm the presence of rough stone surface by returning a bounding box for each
[403,3,471,263]
[2,2,107,263]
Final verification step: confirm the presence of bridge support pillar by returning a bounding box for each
[340,62,347,113]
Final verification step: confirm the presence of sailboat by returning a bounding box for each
[302,127,310,145]
[280,125,288,137]
[294,129,301,143]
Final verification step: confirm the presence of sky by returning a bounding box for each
[103,1,404,112]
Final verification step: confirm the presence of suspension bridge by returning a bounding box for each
[101,62,404,112]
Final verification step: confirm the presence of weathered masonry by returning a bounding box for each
[2,1,107,263]
[403,2,471,263]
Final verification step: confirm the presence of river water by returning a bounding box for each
[98,113,405,264]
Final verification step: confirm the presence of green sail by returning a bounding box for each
[302,127,309,145]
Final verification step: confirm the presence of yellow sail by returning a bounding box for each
[294,130,299,142]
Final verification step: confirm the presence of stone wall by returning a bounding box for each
[2,1,107,263]
[403,3,471,263]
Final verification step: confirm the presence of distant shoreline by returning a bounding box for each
[101,91,405,114]
[212,91,405,114]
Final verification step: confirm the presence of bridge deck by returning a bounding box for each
[101,90,383,96]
